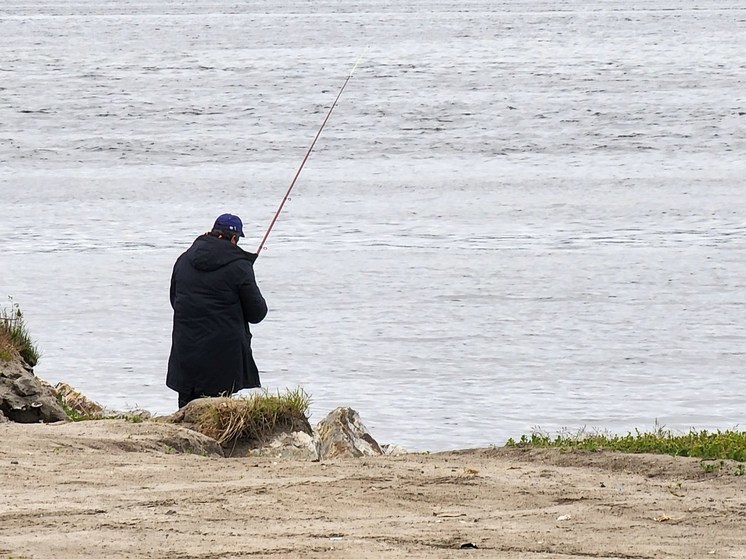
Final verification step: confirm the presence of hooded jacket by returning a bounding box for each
[166,234,267,397]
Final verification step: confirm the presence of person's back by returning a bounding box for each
[167,214,267,408]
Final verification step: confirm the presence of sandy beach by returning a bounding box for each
[1,420,744,559]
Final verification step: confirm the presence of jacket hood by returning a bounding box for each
[187,234,256,272]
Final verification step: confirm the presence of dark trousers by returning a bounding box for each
[178,389,201,409]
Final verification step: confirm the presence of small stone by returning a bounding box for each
[381,443,408,456]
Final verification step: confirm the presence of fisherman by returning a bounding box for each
[166,213,268,409]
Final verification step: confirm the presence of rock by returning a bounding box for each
[0,409,7,423]
[0,353,68,423]
[55,382,104,418]
[104,408,152,421]
[40,380,149,422]
[315,407,383,459]
[247,431,320,461]
[382,443,408,456]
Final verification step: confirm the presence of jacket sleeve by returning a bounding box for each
[239,263,268,324]
[169,261,178,309]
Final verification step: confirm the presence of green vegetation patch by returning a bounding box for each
[0,298,40,367]
[195,388,311,445]
[0,347,13,363]
[54,394,94,421]
[506,427,746,462]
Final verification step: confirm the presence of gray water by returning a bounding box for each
[1,0,744,451]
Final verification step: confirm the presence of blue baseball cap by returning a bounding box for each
[213,213,245,237]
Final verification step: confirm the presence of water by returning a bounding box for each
[1,0,744,451]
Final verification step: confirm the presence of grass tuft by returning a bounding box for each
[506,424,746,462]
[194,388,311,445]
[0,297,40,367]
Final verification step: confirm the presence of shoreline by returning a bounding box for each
[1,420,745,559]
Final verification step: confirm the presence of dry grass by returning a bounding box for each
[0,329,15,362]
[194,388,311,445]
[0,299,39,366]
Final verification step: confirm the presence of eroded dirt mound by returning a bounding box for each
[0,420,224,457]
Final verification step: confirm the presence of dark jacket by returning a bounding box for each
[166,234,267,397]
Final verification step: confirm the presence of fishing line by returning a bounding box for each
[255,52,366,256]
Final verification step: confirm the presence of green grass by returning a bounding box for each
[0,347,13,362]
[55,394,150,423]
[195,388,311,445]
[506,426,746,462]
[0,298,40,367]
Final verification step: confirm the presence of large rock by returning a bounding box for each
[0,353,68,423]
[315,407,383,459]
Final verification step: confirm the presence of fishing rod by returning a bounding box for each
[255,54,365,256]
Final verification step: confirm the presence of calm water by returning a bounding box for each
[1,0,745,451]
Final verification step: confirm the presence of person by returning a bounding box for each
[166,213,268,409]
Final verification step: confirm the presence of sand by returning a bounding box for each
[0,420,744,559]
